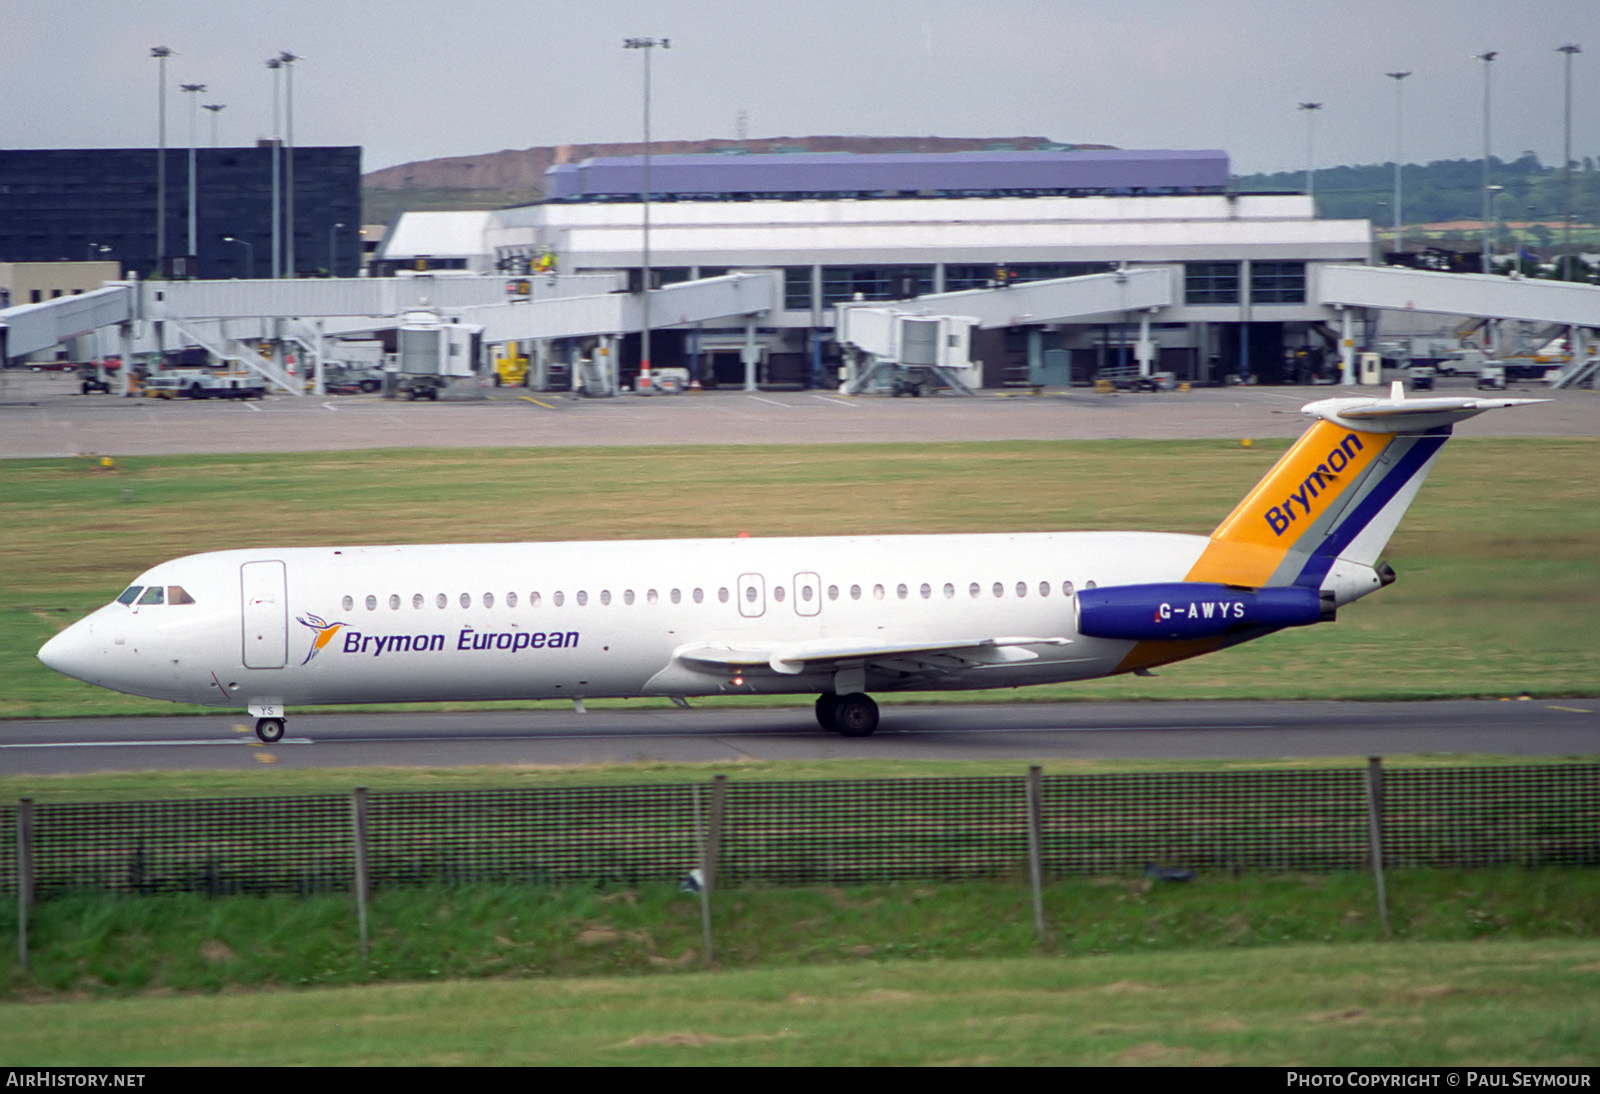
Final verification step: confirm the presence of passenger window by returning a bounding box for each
[1040,582,1051,597]
[873,584,885,600]
[554,591,565,607]
[343,595,355,611]
[600,590,611,606]
[827,585,839,601]
[774,586,786,602]
[850,585,861,600]
[483,592,495,609]
[943,583,955,599]
[530,592,541,607]
[896,584,907,600]
[507,592,518,608]
[366,595,377,611]
[647,589,659,604]
[413,593,424,609]
[718,587,729,604]
[1085,580,1097,589]
[623,590,634,605]
[693,588,704,604]
[920,583,931,600]
[437,593,448,609]
[460,593,472,609]
[802,585,813,602]
[117,586,144,605]
[745,586,758,603]
[1063,581,1074,597]
[576,591,588,606]
[992,583,1003,598]
[167,586,196,605]
[969,583,981,598]
[1016,582,1027,598]
[138,586,165,605]
[671,589,681,604]
[389,594,401,610]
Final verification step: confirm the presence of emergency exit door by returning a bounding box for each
[241,560,288,669]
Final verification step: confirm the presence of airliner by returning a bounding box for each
[37,385,1539,743]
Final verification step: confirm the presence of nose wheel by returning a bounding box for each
[254,717,285,744]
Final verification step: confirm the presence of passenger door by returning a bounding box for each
[241,560,288,669]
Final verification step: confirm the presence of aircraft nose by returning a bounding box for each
[38,620,99,684]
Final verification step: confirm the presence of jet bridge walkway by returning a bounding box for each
[2,271,778,393]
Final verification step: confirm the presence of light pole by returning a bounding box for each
[1486,184,1505,271]
[279,51,300,277]
[151,46,173,272]
[1477,51,1497,274]
[624,36,669,389]
[328,221,344,276]
[223,235,255,278]
[266,57,282,278]
[1298,102,1322,203]
[1558,44,1582,268]
[1385,71,1410,255]
[181,82,207,263]
[203,103,225,147]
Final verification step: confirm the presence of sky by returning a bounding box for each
[3,0,1594,178]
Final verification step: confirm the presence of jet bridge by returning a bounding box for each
[1317,265,1600,387]
[1,271,777,395]
[834,267,1176,393]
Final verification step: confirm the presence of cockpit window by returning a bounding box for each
[137,586,165,606]
[167,586,196,605]
[116,586,144,606]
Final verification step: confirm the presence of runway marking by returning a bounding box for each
[321,402,339,411]
[1547,705,1592,713]
[810,395,859,407]
[520,396,557,409]
[747,395,789,407]
[1,738,313,748]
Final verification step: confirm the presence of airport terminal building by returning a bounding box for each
[377,149,1377,386]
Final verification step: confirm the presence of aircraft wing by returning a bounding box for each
[676,635,1071,676]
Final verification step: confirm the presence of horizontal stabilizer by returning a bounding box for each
[1302,382,1545,434]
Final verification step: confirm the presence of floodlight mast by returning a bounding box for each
[624,37,670,390]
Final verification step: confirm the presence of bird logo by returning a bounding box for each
[296,613,347,665]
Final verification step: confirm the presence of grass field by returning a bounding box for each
[5,437,1599,718]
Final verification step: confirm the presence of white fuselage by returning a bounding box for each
[42,531,1210,710]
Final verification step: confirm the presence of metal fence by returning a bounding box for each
[5,763,1598,901]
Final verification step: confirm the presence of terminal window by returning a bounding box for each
[1185,262,1240,304]
[1250,261,1306,304]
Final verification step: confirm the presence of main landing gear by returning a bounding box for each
[254,717,286,744]
[815,692,879,737]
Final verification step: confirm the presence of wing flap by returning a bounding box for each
[676,635,1071,676]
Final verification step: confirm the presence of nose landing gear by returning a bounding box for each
[254,717,285,744]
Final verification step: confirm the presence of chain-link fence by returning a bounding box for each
[6,763,1598,901]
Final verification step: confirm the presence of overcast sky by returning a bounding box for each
[3,1,1593,177]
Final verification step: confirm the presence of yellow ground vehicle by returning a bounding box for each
[492,345,528,387]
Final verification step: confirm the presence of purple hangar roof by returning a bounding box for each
[544,149,1230,200]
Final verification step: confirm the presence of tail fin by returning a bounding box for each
[1187,384,1543,594]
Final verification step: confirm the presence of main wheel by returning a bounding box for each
[829,693,879,737]
[255,717,285,744]
[814,693,840,730]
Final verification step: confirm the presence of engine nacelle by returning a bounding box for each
[1075,582,1334,641]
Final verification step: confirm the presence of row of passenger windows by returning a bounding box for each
[340,580,1089,613]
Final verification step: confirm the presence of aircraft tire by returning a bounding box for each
[830,693,879,737]
[814,693,839,730]
[255,717,285,744]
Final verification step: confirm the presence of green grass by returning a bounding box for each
[3,875,1597,1064]
[4,438,1599,717]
